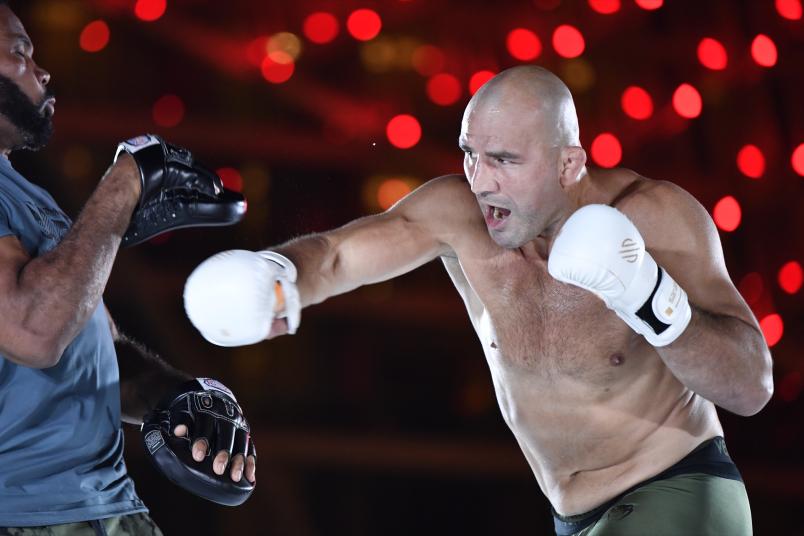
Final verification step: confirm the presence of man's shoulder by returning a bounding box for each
[399,174,477,219]
[609,172,702,222]
[606,171,715,252]
[389,173,485,251]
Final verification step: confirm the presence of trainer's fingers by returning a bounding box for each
[245,455,256,484]
[230,454,245,482]
[192,438,208,462]
[190,413,214,461]
[170,409,193,439]
[213,450,229,476]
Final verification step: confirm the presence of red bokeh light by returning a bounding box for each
[134,0,167,22]
[672,83,702,119]
[506,28,542,61]
[588,0,621,14]
[427,73,462,106]
[776,0,803,20]
[760,313,784,347]
[736,145,765,179]
[216,167,244,192]
[712,195,741,232]
[635,0,663,9]
[303,12,339,44]
[552,25,585,58]
[346,9,382,41]
[246,36,269,67]
[697,38,728,70]
[591,133,622,168]
[793,143,804,176]
[79,20,110,53]
[411,45,446,76]
[386,115,422,149]
[778,261,803,294]
[751,34,778,67]
[621,86,653,120]
[261,54,295,83]
[738,272,764,305]
[469,70,496,95]
[152,94,185,127]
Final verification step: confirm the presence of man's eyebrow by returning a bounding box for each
[10,34,33,51]
[458,141,521,160]
[485,150,522,160]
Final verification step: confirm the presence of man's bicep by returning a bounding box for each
[327,209,448,288]
[329,175,467,287]
[0,235,42,363]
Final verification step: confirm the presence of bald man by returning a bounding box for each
[183,66,772,535]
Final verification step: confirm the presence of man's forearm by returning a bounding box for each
[15,160,138,360]
[274,233,339,308]
[656,306,773,416]
[116,334,192,425]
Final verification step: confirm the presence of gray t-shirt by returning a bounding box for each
[0,156,146,526]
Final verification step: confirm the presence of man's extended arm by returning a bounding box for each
[184,175,468,345]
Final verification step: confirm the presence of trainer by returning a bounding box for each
[185,66,773,535]
[0,2,254,534]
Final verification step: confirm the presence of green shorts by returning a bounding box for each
[0,513,162,536]
[553,437,752,536]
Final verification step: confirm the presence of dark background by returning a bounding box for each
[7,0,803,534]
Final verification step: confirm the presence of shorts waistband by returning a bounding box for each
[552,436,741,536]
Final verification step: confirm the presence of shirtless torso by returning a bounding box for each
[432,171,721,515]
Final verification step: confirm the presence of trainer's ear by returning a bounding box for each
[558,146,586,188]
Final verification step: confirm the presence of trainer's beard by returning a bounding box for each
[0,73,54,152]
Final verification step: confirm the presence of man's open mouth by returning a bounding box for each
[485,204,511,227]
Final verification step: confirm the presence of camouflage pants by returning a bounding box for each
[0,513,162,536]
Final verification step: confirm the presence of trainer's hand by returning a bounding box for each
[183,250,301,346]
[141,378,256,505]
[103,152,142,203]
[547,204,691,346]
[173,423,256,483]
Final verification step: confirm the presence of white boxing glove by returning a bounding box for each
[547,204,691,347]
[183,249,301,346]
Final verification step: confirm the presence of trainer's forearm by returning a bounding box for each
[116,333,192,425]
[656,306,773,416]
[16,163,138,361]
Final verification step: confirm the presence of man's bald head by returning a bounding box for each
[465,66,580,147]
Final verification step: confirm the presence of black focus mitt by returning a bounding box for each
[141,378,256,506]
[114,134,247,247]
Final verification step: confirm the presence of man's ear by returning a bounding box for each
[558,146,587,188]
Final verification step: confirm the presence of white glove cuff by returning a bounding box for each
[636,267,692,347]
[258,251,301,334]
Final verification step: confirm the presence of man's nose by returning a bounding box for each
[469,159,499,195]
[36,64,51,87]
